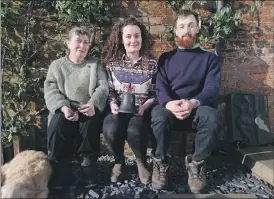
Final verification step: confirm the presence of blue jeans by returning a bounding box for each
[151,105,221,161]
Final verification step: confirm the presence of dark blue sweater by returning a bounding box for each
[156,47,221,107]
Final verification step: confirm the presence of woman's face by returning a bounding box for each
[67,33,90,61]
[122,25,142,55]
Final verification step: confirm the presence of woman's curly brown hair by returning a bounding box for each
[101,16,153,68]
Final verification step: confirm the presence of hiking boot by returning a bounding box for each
[136,158,151,185]
[48,159,72,190]
[81,155,98,188]
[185,154,206,193]
[151,158,169,190]
[110,163,123,183]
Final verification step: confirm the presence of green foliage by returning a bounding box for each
[1,1,47,147]
[55,0,114,57]
[165,1,261,48]
[1,0,114,147]
[166,0,207,11]
[55,0,113,27]
[211,5,240,39]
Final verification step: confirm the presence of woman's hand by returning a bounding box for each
[79,104,95,117]
[61,106,79,121]
[137,98,155,116]
[110,101,119,115]
[137,104,146,116]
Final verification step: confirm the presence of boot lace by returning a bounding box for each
[154,161,168,180]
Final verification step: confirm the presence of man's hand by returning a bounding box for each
[165,99,198,120]
[61,106,79,121]
[110,101,119,115]
[175,99,197,120]
[79,104,95,117]
[165,100,184,114]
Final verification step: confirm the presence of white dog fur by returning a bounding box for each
[1,150,52,198]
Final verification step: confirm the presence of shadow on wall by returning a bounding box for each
[218,11,274,147]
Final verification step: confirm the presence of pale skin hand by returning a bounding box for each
[137,98,155,116]
[79,104,95,117]
[110,101,119,115]
[165,99,197,120]
[61,106,79,121]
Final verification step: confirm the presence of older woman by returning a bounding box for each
[101,17,157,185]
[44,26,109,189]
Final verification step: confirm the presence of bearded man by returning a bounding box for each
[150,10,221,193]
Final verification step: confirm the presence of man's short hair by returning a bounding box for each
[174,9,199,26]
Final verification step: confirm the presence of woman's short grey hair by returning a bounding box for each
[67,26,91,41]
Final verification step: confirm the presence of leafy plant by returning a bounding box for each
[55,0,114,57]
[1,1,50,147]
[165,1,260,49]
[1,0,116,148]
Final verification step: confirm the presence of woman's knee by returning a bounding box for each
[102,113,120,138]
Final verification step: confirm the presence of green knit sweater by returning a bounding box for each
[44,56,109,113]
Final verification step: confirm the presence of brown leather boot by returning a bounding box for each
[151,158,169,190]
[110,163,123,183]
[185,154,206,193]
[136,158,151,185]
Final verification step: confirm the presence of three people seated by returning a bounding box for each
[44,10,221,194]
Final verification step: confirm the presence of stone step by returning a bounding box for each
[158,194,257,198]
[239,146,274,187]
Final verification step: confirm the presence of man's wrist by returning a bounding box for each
[189,99,200,109]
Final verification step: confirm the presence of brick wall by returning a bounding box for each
[112,0,274,132]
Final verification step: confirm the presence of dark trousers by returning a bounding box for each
[47,111,102,162]
[102,112,150,164]
[151,105,221,162]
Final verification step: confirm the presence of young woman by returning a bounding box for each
[101,17,157,185]
[44,26,109,189]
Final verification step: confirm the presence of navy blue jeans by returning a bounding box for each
[151,105,221,162]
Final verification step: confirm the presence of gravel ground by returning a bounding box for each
[48,148,274,199]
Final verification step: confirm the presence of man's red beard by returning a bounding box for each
[175,35,197,48]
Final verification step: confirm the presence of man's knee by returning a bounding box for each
[196,106,220,125]
[151,105,174,124]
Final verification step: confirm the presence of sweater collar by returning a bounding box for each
[177,43,200,50]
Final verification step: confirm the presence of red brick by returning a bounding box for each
[261,23,274,32]
[149,25,164,36]
[138,1,150,8]
[122,1,128,7]
[139,1,166,8]
[263,79,274,87]
[261,6,274,16]
[152,41,173,51]
[149,17,163,25]
[263,33,274,41]
[136,16,149,24]
[259,56,274,66]
[261,15,274,23]
[242,1,253,6]
[250,72,272,80]
[263,1,274,7]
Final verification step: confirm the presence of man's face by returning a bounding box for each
[175,15,199,48]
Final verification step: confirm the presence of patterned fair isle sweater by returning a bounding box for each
[106,55,158,110]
